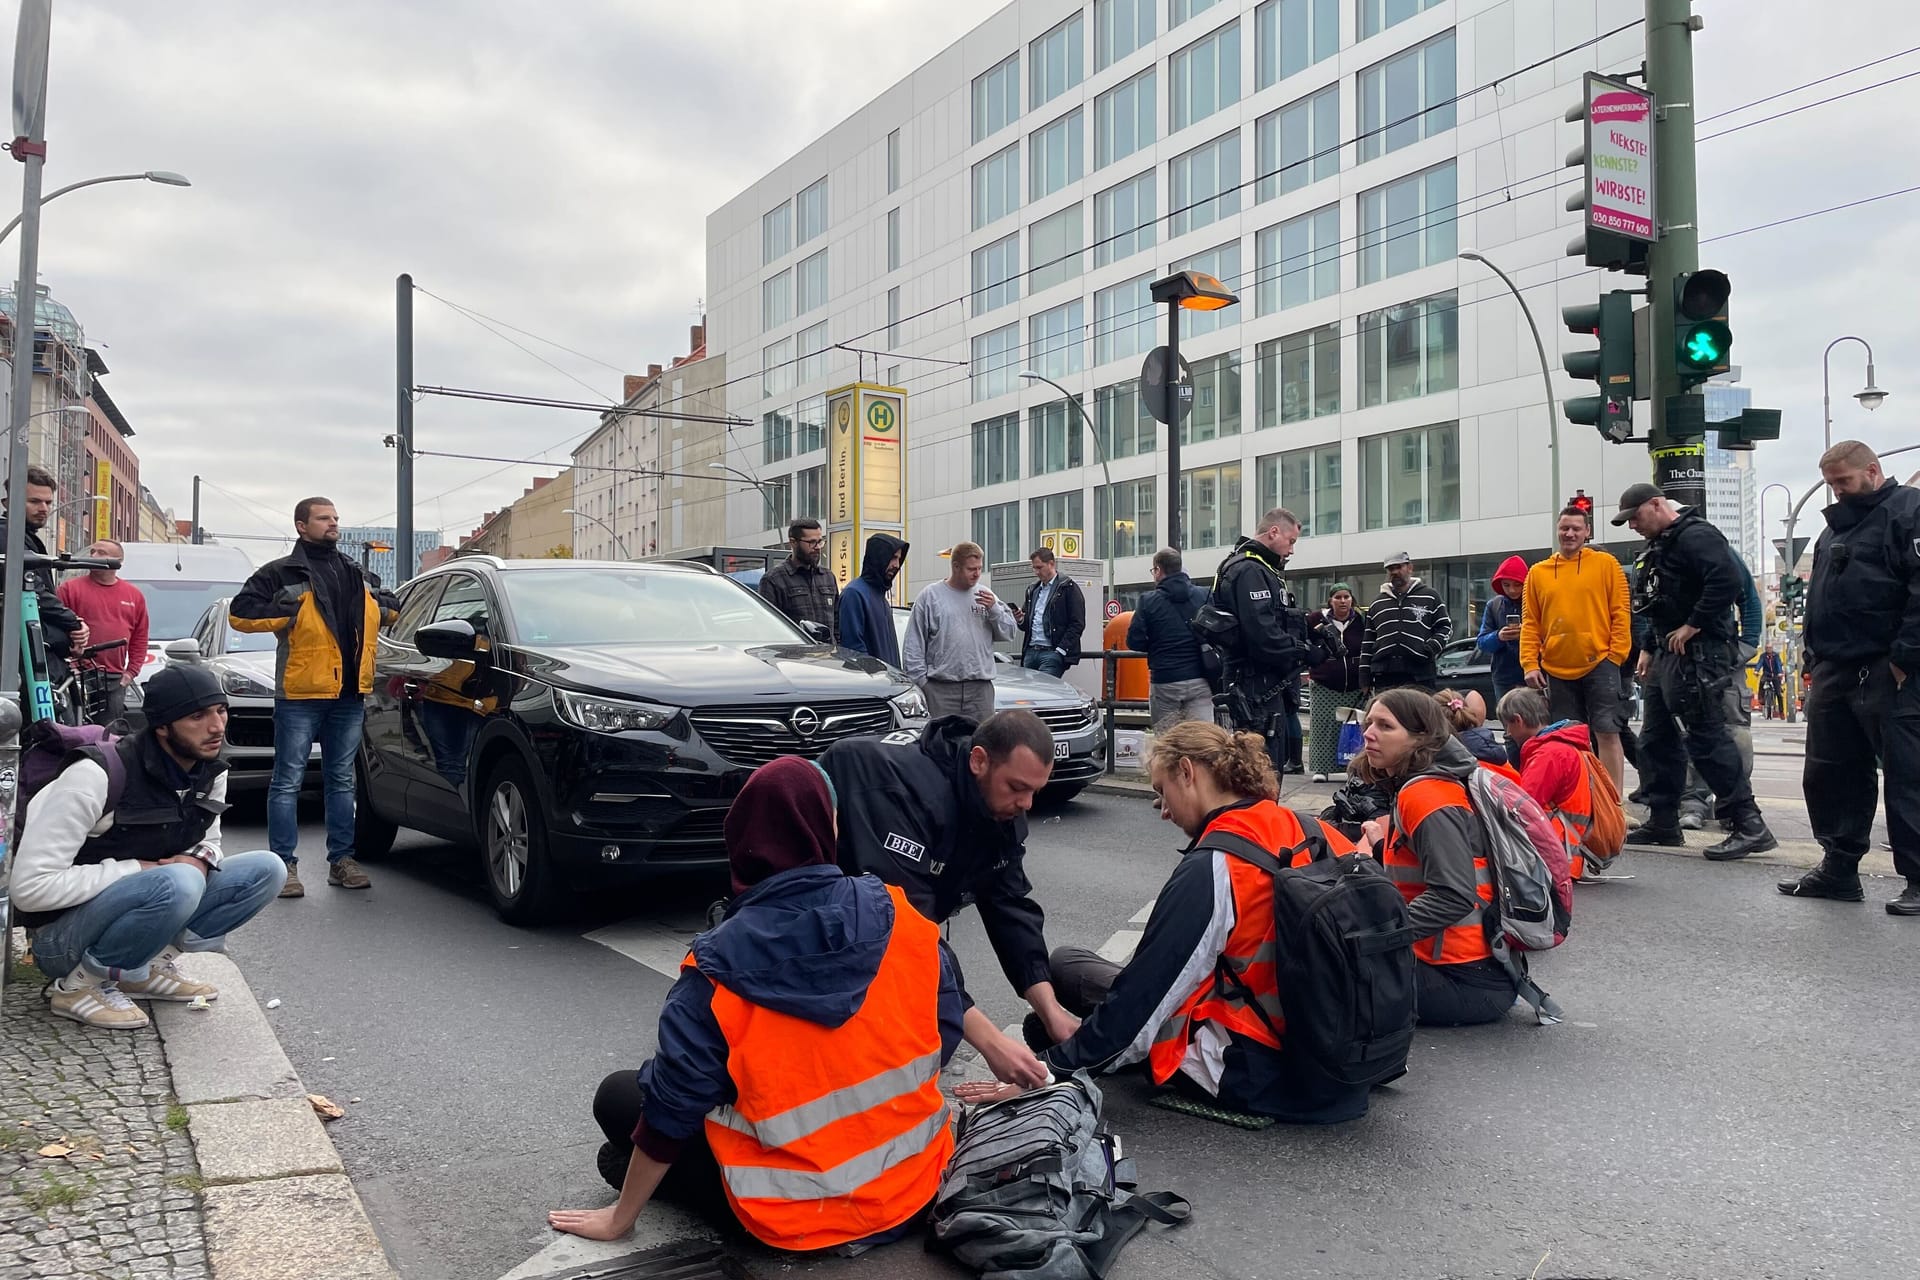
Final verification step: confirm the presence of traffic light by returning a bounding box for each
[1781,574,1806,606]
[1567,489,1595,521]
[1674,269,1732,390]
[1563,291,1637,442]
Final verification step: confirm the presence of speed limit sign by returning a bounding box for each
[1105,598,1122,620]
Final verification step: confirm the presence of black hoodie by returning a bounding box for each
[1804,478,1920,670]
[838,533,909,665]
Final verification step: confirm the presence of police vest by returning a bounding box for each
[692,882,953,1252]
[1382,776,1494,965]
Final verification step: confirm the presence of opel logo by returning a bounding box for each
[790,706,821,737]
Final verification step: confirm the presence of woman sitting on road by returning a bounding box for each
[962,722,1372,1123]
[1351,688,1519,1027]
[1433,687,1507,766]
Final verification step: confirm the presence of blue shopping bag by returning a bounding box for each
[1335,712,1364,768]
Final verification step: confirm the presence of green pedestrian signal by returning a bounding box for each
[1685,328,1721,365]
[1673,270,1732,389]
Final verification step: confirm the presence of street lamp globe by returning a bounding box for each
[1856,383,1888,412]
[143,171,192,187]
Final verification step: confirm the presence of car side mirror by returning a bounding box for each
[416,619,480,661]
[797,619,831,644]
[163,638,203,664]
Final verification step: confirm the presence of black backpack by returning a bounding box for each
[1200,820,1416,1089]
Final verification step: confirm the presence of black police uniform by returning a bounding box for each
[1208,536,1311,779]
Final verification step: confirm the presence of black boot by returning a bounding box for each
[597,1141,629,1191]
[1776,857,1864,901]
[1704,812,1778,861]
[1625,814,1685,847]
[1887,879,1920,917]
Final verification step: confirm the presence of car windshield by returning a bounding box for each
[221,625,277,654]
[498,568,806,646]
[129,579,244,639]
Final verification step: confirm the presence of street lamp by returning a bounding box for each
[563,507,632,560]
[1020,370,1114,614]
[0,171,191,244]
[1461,250,1562,527]
[1758,481,1792,587]
[707,461,779,530]
[1823,336,1887,456]
[1149,270,1238,550]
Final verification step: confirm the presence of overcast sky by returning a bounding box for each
[21,0,1920,559]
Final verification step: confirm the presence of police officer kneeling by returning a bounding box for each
[1204,507,1313,778]
[1613,484,1778,860]
[12,665,286,1029]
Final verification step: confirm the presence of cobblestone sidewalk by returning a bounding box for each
[0,942,211,1280]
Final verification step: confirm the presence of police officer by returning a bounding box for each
[1613,484,1777,860]
[1779,441,1920,916]
[1205,507,1312,780]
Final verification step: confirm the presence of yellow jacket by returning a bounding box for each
[229,547,398,699]
[1519,548,1632,679]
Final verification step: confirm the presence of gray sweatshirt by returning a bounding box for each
[903,580,1016,684]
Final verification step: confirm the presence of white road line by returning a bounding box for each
[584,917,706,979]
[496,1206,715,1280]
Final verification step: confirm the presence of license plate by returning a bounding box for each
[1053,740,1070,760]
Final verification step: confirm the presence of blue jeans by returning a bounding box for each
[30,851,286,983]
[1022,649,1068,678]
[270,695,364,866]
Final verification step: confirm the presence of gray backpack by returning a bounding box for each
[930,1073,1190,1280]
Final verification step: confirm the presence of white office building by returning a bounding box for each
[1700,380,1758,574]
[704,0,1655,622]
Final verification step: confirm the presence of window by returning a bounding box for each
[1030,205,1083,292]
[887,129,901,192]
[796,249,829,314]
[1179,461,1242,550]
[392,579,446,643]
[794,464,825,520]
[972,324,1021,401]
[1093,274,1155,366]
[796,321,830,384]
[1094,170,1156,267]
[1171,0,1221,24]
[1180,352,1242,444]
[762,478,792,531]
[1095,68,1157,171]
[762,202,792,264]
[1360,291,1458,406]
[1255,203,1339,314]
[1361,421,1459,529]
[1095,0,1155,72]
[1169,22,1240,132]
[1358,161,1457,284]
[1255,0,1338,88]
[1256,323,1341,427]
[973,502,1021,567]
[887,208,901,271]
[1169,132,1239,237]
[1030,109,1084,202]
[763,408,794,464]
[1031,300,1085,380]
[1358,31,1456,164]
[762,337,794,397]
[1029,399,1086,476]
[796,177,829,244]
[1360,0,1443,41]
[762,270,792,330]
[1256,84,1338,202]
[1031,14,1084,109]
[972,143,1021,230]
[1095,380,1157,459]
[1257,442,1342,536]
[1096,478,1156,557]
[972,414,1021,487]
[432,575,492,631]
[1167,241,1241,337]
[973,53,1021,143]
[796,395,826,453]
[971,235,1021,316]
[886,288,901,348]
[1030,490,1084,541]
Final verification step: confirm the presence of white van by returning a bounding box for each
[112,542,257,683]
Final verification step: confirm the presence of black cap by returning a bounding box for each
[1610,482,1664,526]
[142,664,227,728]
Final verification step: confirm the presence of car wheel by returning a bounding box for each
[480,755,561,926]
[1040,783,1085,805]
[353,759,399,861]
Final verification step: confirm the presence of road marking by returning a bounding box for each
[585,915,708,979]
[496,1206,715,1280]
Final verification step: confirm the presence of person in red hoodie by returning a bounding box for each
[1475,556,1528,706]
[56,539,148,726]
[1496,687,1601,880]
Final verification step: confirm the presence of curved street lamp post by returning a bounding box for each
[0,170,190,245]
[1019,370,1115,617]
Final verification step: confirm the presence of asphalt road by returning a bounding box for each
[222,775,1920,1280]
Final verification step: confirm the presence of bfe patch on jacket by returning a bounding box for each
[884,831,926,863]
[1249,589,1271,601]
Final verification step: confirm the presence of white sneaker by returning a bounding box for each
[1311,773,1329,783]
[118,950,219,1003]
[47,971,151,1030]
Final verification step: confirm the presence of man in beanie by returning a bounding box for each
[11,664,287,1029]
[559,756,963,1253]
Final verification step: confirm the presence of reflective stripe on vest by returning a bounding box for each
[694,881,954,1252]
[1386,777,1494,965]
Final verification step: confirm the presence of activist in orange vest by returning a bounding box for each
[1497,686,1603,879]
[1351,688,1519,1026]
[552,757,961,1254]
[959,722,1371,1124]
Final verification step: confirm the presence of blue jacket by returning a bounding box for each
[1126,571,1208,683]
[1475,596,1525,690]
[837,533,909,666]
[637,865,964,1149]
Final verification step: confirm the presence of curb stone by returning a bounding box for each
[153,953,399,1280]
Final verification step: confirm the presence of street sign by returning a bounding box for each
[1105,598,1122,620]
[1581,72,1657,243]
[1140,346,1194,425]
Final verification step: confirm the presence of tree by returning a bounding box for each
[544,543,572,559]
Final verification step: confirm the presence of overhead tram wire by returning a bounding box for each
[1697,68,1920,143]
[412,286,635,377]
[1701,183,1920,244]
[1697,45,1920,124]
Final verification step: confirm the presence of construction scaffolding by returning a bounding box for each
[0,282,90,552]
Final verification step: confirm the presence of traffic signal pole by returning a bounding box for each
[1645,0,1706,509]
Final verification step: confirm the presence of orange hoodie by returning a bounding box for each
[1519,547,1632,679]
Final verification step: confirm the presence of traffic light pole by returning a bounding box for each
[1645,0,1706,509]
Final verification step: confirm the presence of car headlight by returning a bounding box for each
[1077,697,1100,729]
[553,688,677,734]
[219,668,276,697]
[891,686,929,725]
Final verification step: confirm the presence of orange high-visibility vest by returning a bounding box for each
[693,883,954,1252]
[1383,777,1495,965]
[1147,802,1352,1084]
[1544,759,1597,881]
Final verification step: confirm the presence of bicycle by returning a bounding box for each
[52,638,130,727]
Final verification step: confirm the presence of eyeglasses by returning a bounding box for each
[797,538,825,549]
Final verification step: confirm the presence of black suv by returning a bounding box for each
[356,557,928,922]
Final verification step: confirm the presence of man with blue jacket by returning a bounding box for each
[1128,548,1213,729]
[837,533,908,666]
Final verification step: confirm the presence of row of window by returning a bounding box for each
[763,178,829,265]
[967,417,1457,559]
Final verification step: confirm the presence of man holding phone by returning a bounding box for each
[903,540,1016,723]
